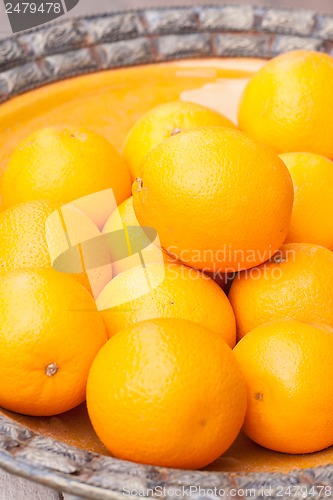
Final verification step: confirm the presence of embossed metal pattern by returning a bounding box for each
[0,5,332,101]
[1,5,333,498]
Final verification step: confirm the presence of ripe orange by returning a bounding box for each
[0,268,107,416]
[97,262,236,347]
[0,199,56,273]
[234,320,333,454]
[87,318,246,469]
[238,50,333,157]
[133,127,293,273]
[279,152,333,250]
[0,199,95,293]
[1,126,131,209]
[102,196,168,276]
[122,100,236,178]
[229,243,333,340]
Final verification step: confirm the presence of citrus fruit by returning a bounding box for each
[87,318,246,469]
[238,50,333,157]
[1,126,131,209]
[234,320,333,454]
[122,100,236,178]
[0,268,107,416]
[0,199,96,293]
[229,243,333,340]
[0,199,56,274]
[102,196,168,276]
[45,202,113,298]
[97,262,236,347]
[133,127,293,273]
[279,152,333,250]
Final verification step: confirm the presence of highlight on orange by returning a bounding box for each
[45,188,165,302]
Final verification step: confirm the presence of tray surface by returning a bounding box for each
[1,5,333,498]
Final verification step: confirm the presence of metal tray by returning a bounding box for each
[1,4,333,498]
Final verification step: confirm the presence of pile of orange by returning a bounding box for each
[1,49,333,470]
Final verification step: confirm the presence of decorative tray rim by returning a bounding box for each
[1,3,333,498]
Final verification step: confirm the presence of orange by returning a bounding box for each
[279,152,333,250]
[133,127,293,273]
[1,126,131,209]
[0,199,56,273]
[0,268,107,416]
[87,318,246,469]
[234,320,333,454]
[103,196,142,234]
[97,262,236,347]
[238,50,333,157]
[102,196,170,276]
[122,100,236,178]
[229,243,333,340]
[0,199,94,292]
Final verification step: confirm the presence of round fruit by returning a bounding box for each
[1,126,131,209]
[0,199,56,273]
[122,100,235,178]
[87,318,246,469]
[229,243,333,340]
[234,320,333,454]
[102,196,168,276]
[238,50,333,157]
[0,268,107,416]
[0,199,95,293]
[280,152,333,250]
[133,127,293,272]
[97,262,236,347]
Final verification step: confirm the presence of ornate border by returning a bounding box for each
[1,4,333,102]
[1,4,333,498]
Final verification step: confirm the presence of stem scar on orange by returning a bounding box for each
[1,126,132,209]
[0,268,107,416]
[234,320,333,454]
[122,100,236,179]
[133,127,293,273]
[229,243,333,340]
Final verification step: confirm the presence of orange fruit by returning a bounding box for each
[229,243,333,340]
[97,262,236,347]
[0,268,107,416]
[0,199,56,273]
[87,318,246,469]
[279,152,333,250]
[133,127,293,273]
[102,196,169,276]
[1,126,131,209]
[122,100,236,178]
[0,199,95,292]
[234,320,333,454]
[238,50,333,157]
